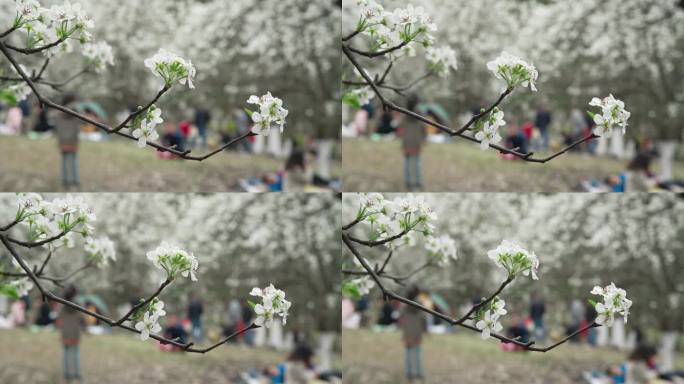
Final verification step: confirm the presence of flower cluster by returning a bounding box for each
[487,240,539,280]
[356,193,437,248]
[588,95,630,137]
[486,51,538,92]
[146,242,198,282]
[246,92,289,136]
[474,107,506,150]
[350,276,375,297]
[249,284,291,328]
[14,0,95,55]
[84,236,116,267]
[590,283,632,326]
[82,41,114,73]
[474,297,507,339]
[131,105,163,148]
[0,83,31,105]
[355,1,437,55]
[16,193,96,246]
[4,277,34,298]
[144,49,196,89]
[344,86,375,108]
[424,234,457,265]
[134,298,166,341]
[425,46,458,78]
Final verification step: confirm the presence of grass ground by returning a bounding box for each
[342,138,684,192]
[0,328,315,383]
[342,329,684,384]
[0,136,341,192]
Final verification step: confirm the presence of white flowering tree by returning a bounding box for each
[514,193,684,370]
[342,193,634,352]
[0,0,290,161]
[0,193,291,354]
[342,0,639,163]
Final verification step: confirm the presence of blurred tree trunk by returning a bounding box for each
[659,141,677,181]
[659,331,679,371]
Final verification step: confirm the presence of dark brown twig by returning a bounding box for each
[0,234,254,353]
[342,233,601,352]
[0,40,252,162]
[342,43,600,163]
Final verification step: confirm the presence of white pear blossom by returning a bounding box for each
[131,105,163,148]
[134,311,162,341]
[425,235,457,265]
[355,193,437,248]
[348,86,375,107]
[487,240,539,280]
[147,298,166,319]
[15,0,41,20]
[10,277,34,297]
[425,46,458,78]
[475,310,503,340]
[250,284,291,328]
[146,242,198,281]
[144,49,196,89]
[475,122,502,150]
[351,276,375,296]
[591,283,632,326]
[84,236,116,266]
[82,41,114,73]
[487,51,538,91]
[354,2,437,56]
[246,92,288,136]
[474,108,505,150]
[588,95,630,137]
[3,83,32,103]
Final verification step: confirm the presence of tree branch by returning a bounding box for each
[113,278,173,325]
[0,234,250,353]
[0,41,253,162]
[342,43,600,163]
[342,233,601,352]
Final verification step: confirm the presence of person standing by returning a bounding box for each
[530,293,546,342]
[399,286,427,383]
[397,94,426,191]
[193,107,211,150]
[534,105,552,152]
[57,286,83,384]
[52,93,81,189]
[188,295,204,343]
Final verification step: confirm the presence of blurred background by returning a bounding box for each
[342,0,684,192]
[342,193,684,383]
[0,0,341,192]
[0,193,341,383]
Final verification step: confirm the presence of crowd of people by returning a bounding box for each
[342,285,683,384]
[0,96,340,192]
[0,285,340,384]
[346,96,683,192]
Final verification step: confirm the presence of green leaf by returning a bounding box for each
[0,89,18,106]
[587,111,595,119]
[244,108,254,119]
[247,300,257,310]
[342,92,361,109]
[342,281,361,300]
[0,284,19,300]
[588,299,597,307]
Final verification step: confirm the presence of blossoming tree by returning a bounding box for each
[0,0,289,161]
[342,0,635,163]
[342,193,633,352]
[0,193,291,354]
